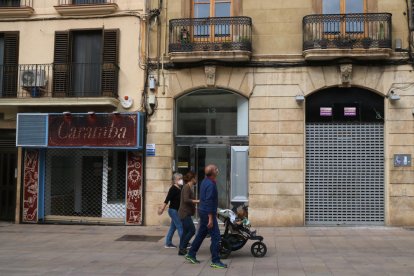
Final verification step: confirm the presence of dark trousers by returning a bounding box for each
[187,212,221,263]
[179,215,196,250]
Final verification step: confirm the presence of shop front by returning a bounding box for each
[16,112,145,225]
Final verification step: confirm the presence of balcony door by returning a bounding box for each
[323,0,366,36]
[72,31,102,97]
[192,0,232,43]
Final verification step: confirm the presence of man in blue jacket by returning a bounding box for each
[185,164,227,269]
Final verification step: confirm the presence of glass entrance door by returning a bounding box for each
[176,145,229,209]
[195,146,228,209]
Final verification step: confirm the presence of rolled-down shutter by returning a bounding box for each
[3,32,19,97]
[53,31,70,97]
[102,29,119,97]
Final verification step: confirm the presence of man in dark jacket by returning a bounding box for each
[185,164,227,269]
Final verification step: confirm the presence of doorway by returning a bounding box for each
[0,149,16,221]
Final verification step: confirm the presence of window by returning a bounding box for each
[176,89,248,136]
[0,32,18,98]
[0,0,20,7]
[72,0,106,4]
[323,0,366,34]
[53,29,119,97]
[192,0,232,41]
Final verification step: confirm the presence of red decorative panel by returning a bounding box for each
[126,152,143,225]
[22,149,39,223]
[48,113,138,147]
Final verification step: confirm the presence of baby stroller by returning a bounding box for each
[217,208,267,258]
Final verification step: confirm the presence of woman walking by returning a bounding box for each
[158,172,184,248]
[178,171,199,255]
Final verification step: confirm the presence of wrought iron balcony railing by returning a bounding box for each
[169,16,252,53]
[0,0,32,7]
[0,63,118,99]
[303,13,392,51]
[57,0,114,5]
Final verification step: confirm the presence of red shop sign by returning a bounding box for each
[48,113,138,147]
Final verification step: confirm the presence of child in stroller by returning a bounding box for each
[217,206,267,258]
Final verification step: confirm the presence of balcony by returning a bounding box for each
[54,0,118,16]
[169,16,252,63]
[303,13,392,61]
[0,63,119,107]
[0,0,33,18]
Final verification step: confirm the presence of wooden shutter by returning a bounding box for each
[102,29,119,97]
[53,31,70,97]
[3,32,19,98]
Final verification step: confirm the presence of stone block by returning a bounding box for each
[250,146,304,158]
[250,121,279,134]
[250,134,304,146]
[279,109,304,121]
[279,121,304,134]
[249,194,303,209]
[389,184,414,197]
[249,207,304,226]
[250,109,279,121]
[389,196,414,226]
[250,182,304,196]
[145,157,172,169]
[146,132,173,145]
[262,170,303,183]
[147,121,173,133]
[390,170,414,184]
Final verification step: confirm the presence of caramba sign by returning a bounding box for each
[48,113,139,148]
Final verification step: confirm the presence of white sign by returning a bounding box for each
[146,144,155,156]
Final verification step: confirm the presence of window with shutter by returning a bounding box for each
[53,29,119,98]
[2,32,19,98]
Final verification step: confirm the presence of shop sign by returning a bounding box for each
[394,154,412,167]
[48,113,139,148]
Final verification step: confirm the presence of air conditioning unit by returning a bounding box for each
[20,69,47,87]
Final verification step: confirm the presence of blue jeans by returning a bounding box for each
[188,212,221,263]
[165,208,183,246]
[179,215,196,250]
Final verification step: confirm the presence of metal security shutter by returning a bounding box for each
[306,123,384,225]
[16,114,48,147]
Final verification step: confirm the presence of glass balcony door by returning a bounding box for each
[322,0,366,38]
[192,0,231,43]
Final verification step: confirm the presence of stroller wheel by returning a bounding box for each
[251,241,267,258]
[219,238,232,259]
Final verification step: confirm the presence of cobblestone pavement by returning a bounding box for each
[0,222,414,275]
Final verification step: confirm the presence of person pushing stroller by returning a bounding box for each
[184,164,228,269]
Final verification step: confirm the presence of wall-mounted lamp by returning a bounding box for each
[295,95,305,103]
[63,111,71,116]
[388,90,401,101]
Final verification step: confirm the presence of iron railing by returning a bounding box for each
[0,0,32,7]
[57,0,115,5]
[303,13,392,50]
[0,63,118,98]
[169,16,252,53]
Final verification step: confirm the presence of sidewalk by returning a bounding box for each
[0,222,414,275]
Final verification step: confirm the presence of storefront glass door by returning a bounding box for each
[195,146,228,209]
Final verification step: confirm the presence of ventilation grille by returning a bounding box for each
[306,123,384,225]
[16,114,48,147]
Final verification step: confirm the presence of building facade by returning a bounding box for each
[0,0,148,224]
[146,0,414,227]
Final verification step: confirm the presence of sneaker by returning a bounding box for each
[210,261,228,269]
[178,248,187,256]
[186,243,191,249]
[164,244,177,249]
[185,254,200,264]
